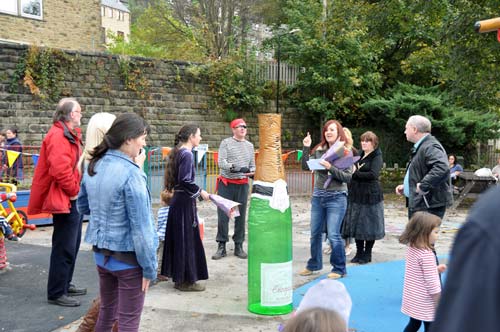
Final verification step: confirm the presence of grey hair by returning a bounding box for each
[407,115,431,133]
[53,97,80,123]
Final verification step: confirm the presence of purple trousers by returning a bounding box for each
[95,266,145,332]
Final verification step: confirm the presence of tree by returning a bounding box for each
[277,0,382,123]
[439,0,500,112]
[365,0,449,89]
[168,0,261,58]
[362,83,499,164]
[107,1,206,61]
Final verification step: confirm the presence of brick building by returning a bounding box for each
[101,0,131,44]
[0,0,104,51]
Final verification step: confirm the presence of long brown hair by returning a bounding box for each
[311,120,347,154]
[164,124,199,191]
[399,212,441,249]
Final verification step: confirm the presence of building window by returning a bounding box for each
[108,8,113,18]
[0,0,17,15]
[101,6,104,17]
[0,0,43,20]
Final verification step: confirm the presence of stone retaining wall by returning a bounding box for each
[0,43,316,151]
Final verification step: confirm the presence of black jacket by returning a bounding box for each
[407,135,452,210]
[349,147,384,204]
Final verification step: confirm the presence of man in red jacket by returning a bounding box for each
[28,98,86,307]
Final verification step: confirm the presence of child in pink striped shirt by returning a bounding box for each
[399,212,447,332]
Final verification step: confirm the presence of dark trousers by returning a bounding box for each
[404,317,431,332]
[216,182,249,244]
[47,200,82,300]
[408,206,446,220]
[96,266,145,332]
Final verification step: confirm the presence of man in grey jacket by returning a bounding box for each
[395,115,452,219]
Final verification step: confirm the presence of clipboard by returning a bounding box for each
[306,159,326,171]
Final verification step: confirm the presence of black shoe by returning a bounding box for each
[358,253,372,265]
[234,243,247,259]
[68,284,87,296]
[174,282,206,292]
[350,251,363,263]
[48,295,81,307]
[212,242,227,260]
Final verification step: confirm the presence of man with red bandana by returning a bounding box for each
[212,119,256,260]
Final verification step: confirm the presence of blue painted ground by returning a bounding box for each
[293,259,448,332]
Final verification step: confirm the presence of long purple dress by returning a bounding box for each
[161,148,208,283]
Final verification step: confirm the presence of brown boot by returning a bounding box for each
[76,297,118,332]
[76,297,100,332]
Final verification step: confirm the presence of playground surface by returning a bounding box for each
[1,195,469,332]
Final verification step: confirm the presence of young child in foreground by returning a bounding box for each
[0,216,19,241]
[399,212,447,332]
[156,189,173,281]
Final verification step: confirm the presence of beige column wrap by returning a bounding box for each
[254,114,286,182]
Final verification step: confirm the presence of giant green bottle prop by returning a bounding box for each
[247,114,293,315]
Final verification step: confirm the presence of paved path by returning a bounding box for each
[0,196,469,332]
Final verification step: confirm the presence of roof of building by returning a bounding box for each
[101,0,130,13]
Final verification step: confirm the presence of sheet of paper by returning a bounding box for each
[306,159,326,170]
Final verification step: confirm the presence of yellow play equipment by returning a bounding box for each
[0,182,35,238]
[475,17,500,42]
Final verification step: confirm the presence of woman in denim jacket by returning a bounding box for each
[77,113,158,332]
[299,120,352,280]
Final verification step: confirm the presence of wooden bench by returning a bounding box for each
[451,171,497,209]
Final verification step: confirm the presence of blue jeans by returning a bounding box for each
[307,193,347,275]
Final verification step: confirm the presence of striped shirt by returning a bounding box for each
[401,246,441,322]
[218,137,255,179]
[157,206,169,240]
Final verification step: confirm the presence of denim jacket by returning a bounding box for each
[77,149,158,280]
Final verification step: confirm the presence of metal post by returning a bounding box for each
[276,35,281,114]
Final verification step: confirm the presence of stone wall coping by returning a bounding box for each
[0,42,197,67]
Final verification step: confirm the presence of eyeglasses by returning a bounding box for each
[235,125,247,129]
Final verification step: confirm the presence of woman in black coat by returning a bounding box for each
[341,131,385,264]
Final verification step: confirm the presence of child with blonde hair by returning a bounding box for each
[399,212,447,332]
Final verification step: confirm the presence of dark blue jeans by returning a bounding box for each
[307,192,347,275]
[96,266,145,332]
[47,200,82,300]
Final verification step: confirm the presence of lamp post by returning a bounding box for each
[276,28,300,114]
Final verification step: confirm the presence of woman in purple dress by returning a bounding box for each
[161,124,210,291]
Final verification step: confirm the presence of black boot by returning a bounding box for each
[234,243,247,259]
[351,240,364,263]
[359,240,374,264]
[211,242,226,260]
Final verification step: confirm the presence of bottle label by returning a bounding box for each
[260,261,293,306]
